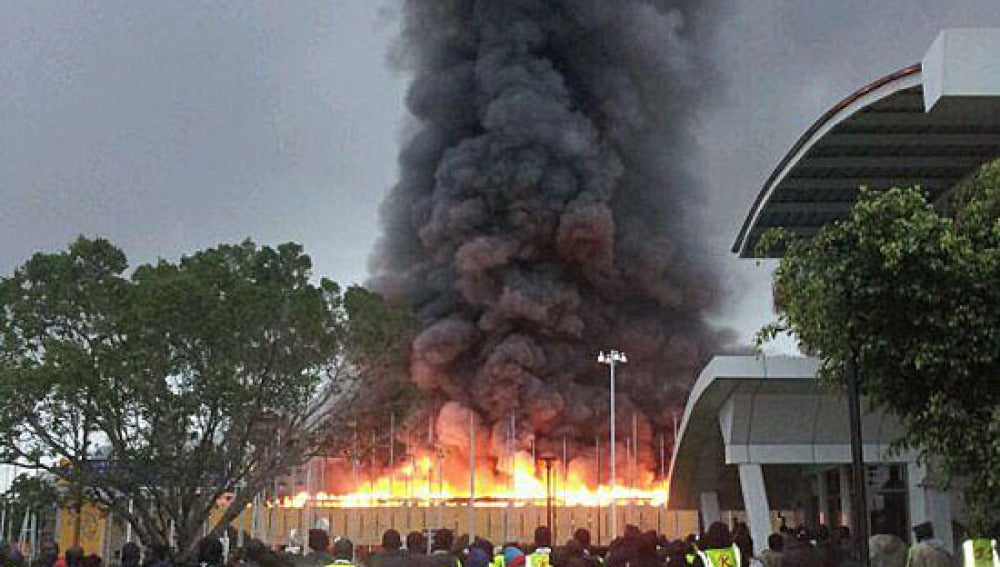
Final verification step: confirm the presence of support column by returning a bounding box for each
[839,465,853,528]
[907,462,927,526]
[739,464,771,556]
[817,472,830,527]
[699,491,721,528]
[908,462,954,552]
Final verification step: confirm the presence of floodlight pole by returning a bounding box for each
[598,349,627,540]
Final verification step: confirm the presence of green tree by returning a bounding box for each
[758,162,1000,534]
[0,238,414,560]
[0,473,62,543]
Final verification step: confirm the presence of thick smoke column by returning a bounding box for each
[373,0,728,481]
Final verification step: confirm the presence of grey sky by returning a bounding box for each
[2,1,999,353]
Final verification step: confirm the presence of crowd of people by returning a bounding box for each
[0,520,959,567]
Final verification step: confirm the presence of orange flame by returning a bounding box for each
[274,450,669,509]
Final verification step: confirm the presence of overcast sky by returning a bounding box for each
[2,2,1000,355]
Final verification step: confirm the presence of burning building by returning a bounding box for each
[283,0,729,540]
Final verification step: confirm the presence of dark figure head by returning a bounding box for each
[433,529,454,552]
[406,531,427,554]
[333,538,354,561]
[573,528,592,549]
[816,525,831,543]
[307,529,330,553]
[121,543,141,567]
[245,540,268,563]
[913,522,934,543]
[383,529,402,551]
[83,554,103,567]
[66,547,86,567]
[768,534,784,552]
[703,522,733,550]
[197,537,224,566]
[472,538,494,558]
[4,545,25,567]
[37,543,61,567]
[534,526,552,549]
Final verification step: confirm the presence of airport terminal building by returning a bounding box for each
[669,28,1000,554]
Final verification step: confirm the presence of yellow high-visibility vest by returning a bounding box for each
[962,539,999,567]
[696,545,741,567]
[527,548,551,567]
[493,555,506,567]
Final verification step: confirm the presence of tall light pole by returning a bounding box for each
[597,349,627,539]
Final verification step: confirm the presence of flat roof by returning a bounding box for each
[735,29,1000,258]
[667,355,910,510]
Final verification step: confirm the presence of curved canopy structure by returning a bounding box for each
[735,29,1000,257]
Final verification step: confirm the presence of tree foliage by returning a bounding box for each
[0,473,62,536]
[0,238,415,559]
[758,162,1000,533]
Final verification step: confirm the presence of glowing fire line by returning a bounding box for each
[274,453,669,509]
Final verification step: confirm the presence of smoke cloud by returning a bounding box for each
[372,0,729,480]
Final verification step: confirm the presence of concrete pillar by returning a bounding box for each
[699,491,721,528]
[839,465,852,528]
[908,462,954,552]
[817,472,830,526]
[739,464,771,556]
[908,462,927,526]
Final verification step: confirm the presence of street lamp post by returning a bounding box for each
[540,456,557,539]
[597,349,627,540]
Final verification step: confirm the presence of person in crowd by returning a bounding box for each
[733,522,754,564]
[906,523,952,567]
[67,548,88,567]
[329,538,355,566]
[295,529,334,567]
[832,527,858,567]
[428,530,461,567]
[561,540,595,567]
[528,528,553,567]
[662,538,695,567]
[759,533,784,567]
[502,548,526,567]
[83,554,103,567]
[406,532,428,558]
[781,528,822,567]
[244,540,270,567]
[2,543,25,567]
[812,526,836,567]
[120,543,141,567]
[466,546,490,567]
[369,529,411,567]
[607,525,642,567]
[696,522,741,567]
[870,530,907,567]
[197,537,225,567]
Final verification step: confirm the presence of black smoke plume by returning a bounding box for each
[372,0,729,481]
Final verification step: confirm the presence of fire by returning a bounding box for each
[273,451,669,509]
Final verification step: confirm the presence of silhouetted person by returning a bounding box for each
[428,530,461,567]
[197,537,224,567]
[760,533,784,567]
[407,531,428,556]
[120,543,141,567]
[331,538,355,566]
[370,529,412,567]
[906,523,952,567]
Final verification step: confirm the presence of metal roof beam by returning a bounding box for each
[778,177,956,191]
[819,133,1000,147]
[845,112,1000,128]
[797,155,988,169]
[765,202,853,214]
